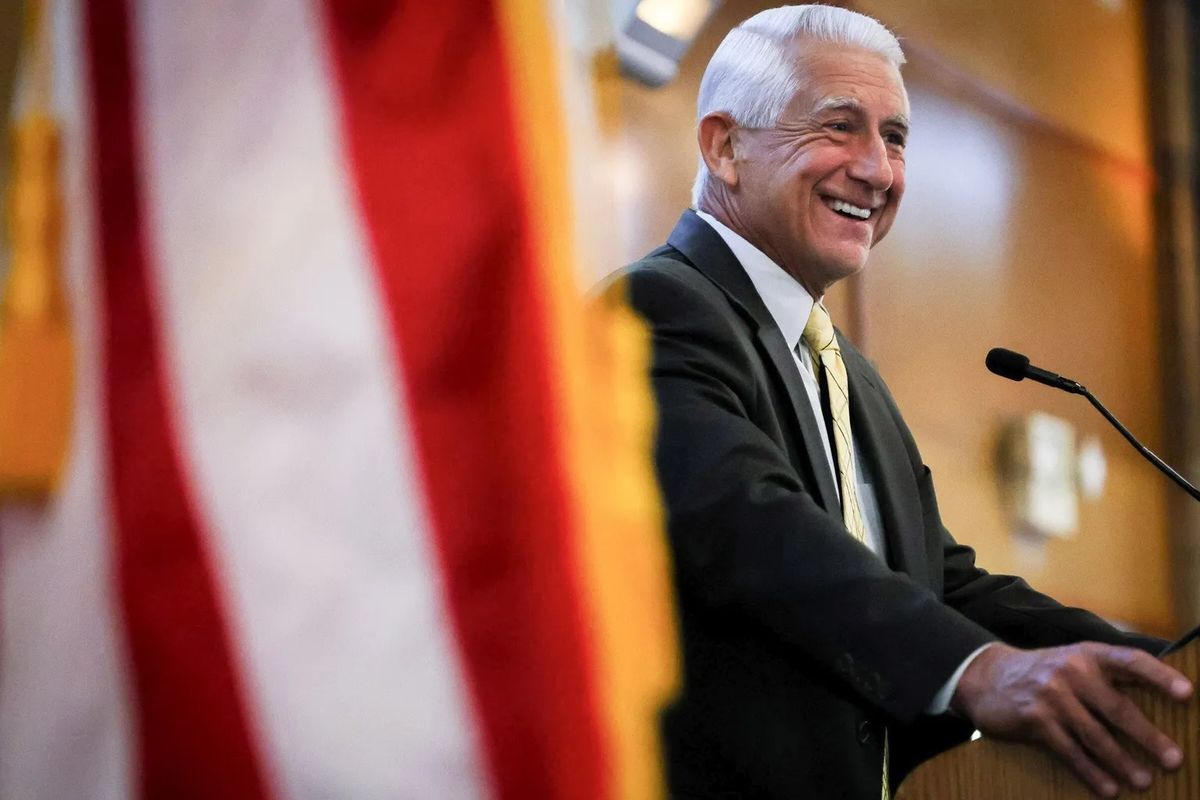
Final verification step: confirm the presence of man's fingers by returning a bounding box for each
[1081,677,1183,771]
[1057,690,1152,790]
[1041,720,1119,799]
[1096,645,1193,700]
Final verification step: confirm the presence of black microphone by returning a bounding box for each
[985,347,1085,395]
[985,347,1200,504]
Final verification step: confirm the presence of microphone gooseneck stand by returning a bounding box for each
[984,347,1200,653]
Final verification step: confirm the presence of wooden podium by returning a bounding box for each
[896,641,1200,799]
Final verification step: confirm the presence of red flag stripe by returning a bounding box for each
[319,3,611,798]
[86,2,272,797]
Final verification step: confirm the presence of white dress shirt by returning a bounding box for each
[694,210,985,715]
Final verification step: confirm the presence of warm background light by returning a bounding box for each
[635,0,714,40]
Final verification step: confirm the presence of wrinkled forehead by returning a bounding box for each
[784,39,910,119]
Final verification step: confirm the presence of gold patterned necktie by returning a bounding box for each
[800,302,889,800]
[801,303,867,543]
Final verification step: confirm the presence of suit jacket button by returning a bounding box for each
[857,720,872,744]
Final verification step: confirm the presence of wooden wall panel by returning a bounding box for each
[854,7,1170,633]
[854,0,1150,164]
[1146,0,1200,634]
[601,0,1173,633]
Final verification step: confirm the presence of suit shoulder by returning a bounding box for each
[605,249,729,318]
[611,247,697,286]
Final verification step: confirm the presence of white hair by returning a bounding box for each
[691,5,905,206]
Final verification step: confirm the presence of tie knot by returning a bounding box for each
[802,302,838,355]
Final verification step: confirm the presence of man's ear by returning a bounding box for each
[698,112,739,190]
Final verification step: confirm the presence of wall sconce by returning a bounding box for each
[996,411,1110,540]
[616,0,721,86]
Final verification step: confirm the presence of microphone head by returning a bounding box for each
[986,347,1030,381]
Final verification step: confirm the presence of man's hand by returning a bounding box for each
[951,642,1193,798]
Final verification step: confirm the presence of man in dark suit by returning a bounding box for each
[611,6,1192,799]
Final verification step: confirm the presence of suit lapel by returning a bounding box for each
[754,328,841,513]
[666,211,841,514]
[843,345,929,584]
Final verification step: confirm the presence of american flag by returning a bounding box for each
[0,1,677,798]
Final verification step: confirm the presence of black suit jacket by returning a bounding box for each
[611,211,1162,799]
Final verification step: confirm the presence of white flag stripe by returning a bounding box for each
[130,2,487,798]
[0,2,136,798]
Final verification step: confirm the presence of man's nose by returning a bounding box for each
[846,133,893,192]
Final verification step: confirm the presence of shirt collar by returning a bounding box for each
[694,210,817,351]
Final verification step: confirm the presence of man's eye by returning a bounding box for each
[885,132,907,147]
[827,121,850,132]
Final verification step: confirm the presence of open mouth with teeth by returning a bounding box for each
[823,197,873,221]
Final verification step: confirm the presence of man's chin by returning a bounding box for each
[816,251,870,286]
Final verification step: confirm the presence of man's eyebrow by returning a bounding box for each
[811,96,911,132]
[812,96,862,115]
[884,113,910,133]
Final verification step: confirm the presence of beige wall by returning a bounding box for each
[601,0,1174,634]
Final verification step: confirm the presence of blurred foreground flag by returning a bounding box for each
[0,1,677,799]
[0,0,73,497]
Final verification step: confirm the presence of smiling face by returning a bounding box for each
[722,41,909,296]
